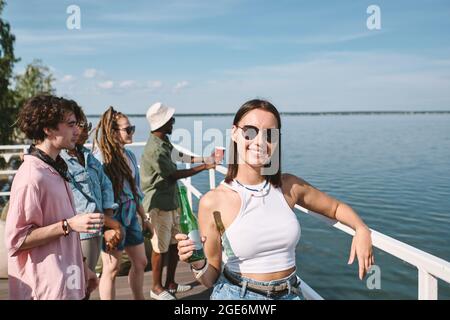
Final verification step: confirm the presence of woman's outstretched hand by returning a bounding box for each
[348,227,375,280]
[175,233,206,263]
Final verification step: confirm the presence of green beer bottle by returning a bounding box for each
[178,186,205,262]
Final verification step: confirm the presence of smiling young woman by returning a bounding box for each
[176,99,374,300]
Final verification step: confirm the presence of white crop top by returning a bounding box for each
[220,179,301,274]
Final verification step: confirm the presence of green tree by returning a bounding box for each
[0,1,55,145]
[11,59,55,143]
[0,0,19,145]
[14,59,55,110]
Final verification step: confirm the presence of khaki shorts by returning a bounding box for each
[148,208,181,253]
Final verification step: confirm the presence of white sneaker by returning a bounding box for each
[150,290,176,300]
[167,284,193,294]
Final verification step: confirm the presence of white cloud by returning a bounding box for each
[119,80,136,89]
[16,31,124,44]
[14,27,382,51]
[84,68,98,78]
[99,1,238,23]
[148,80,163,89]
[60,75,75,83]
[173,81,189,92]
[54,52,450,113]
[207,52,450,111]
[98,81,114,89]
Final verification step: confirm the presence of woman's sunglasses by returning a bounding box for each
[78,121,92,131]
[236,125,279,143]
[117,125,136,135]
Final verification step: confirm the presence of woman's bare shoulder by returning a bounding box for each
[281,173,312,201]
[199,183,241,228]
[199,184,236,209]
[281,173,310,187]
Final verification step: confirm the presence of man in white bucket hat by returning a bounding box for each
[146,102,175,132]
[140,102,216,300]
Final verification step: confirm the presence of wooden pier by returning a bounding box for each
[0,262,212,300]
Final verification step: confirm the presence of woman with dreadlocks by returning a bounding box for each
[94,107,151,300]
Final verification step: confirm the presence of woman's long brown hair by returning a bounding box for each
[224,99,282,187]
[94,106,139,201]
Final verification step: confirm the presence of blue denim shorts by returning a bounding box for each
[211,268,303,300]
[102,201,144,252]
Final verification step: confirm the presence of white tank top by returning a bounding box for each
[220,179,301,274]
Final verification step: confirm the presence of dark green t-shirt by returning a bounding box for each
[140,134,179,211]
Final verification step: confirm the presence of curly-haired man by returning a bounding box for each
[5,94,101,300]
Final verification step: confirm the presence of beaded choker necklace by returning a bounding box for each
[234,179,269,193]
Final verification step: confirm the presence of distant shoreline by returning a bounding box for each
[86,110,450,118]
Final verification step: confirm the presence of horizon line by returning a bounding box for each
[86,110,450,118]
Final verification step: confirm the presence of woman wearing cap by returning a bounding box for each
[94,107,151,300]
[176,99,374,300]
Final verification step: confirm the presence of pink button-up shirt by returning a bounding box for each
[5,155,85,300]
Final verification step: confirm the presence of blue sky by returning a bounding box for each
[3,0,450,114]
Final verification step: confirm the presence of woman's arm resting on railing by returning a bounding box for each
[287,173,374,280]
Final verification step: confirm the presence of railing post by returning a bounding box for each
[209,169,216,190]
[185,163,193,209]
[418,268,438,300]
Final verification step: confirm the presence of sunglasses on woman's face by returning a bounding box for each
[117,125,136,135]
[78,122,92,131]
[236,125,279,143]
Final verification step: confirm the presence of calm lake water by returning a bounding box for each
[88,113,450,300]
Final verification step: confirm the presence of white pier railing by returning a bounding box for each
[1,142,450,300]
